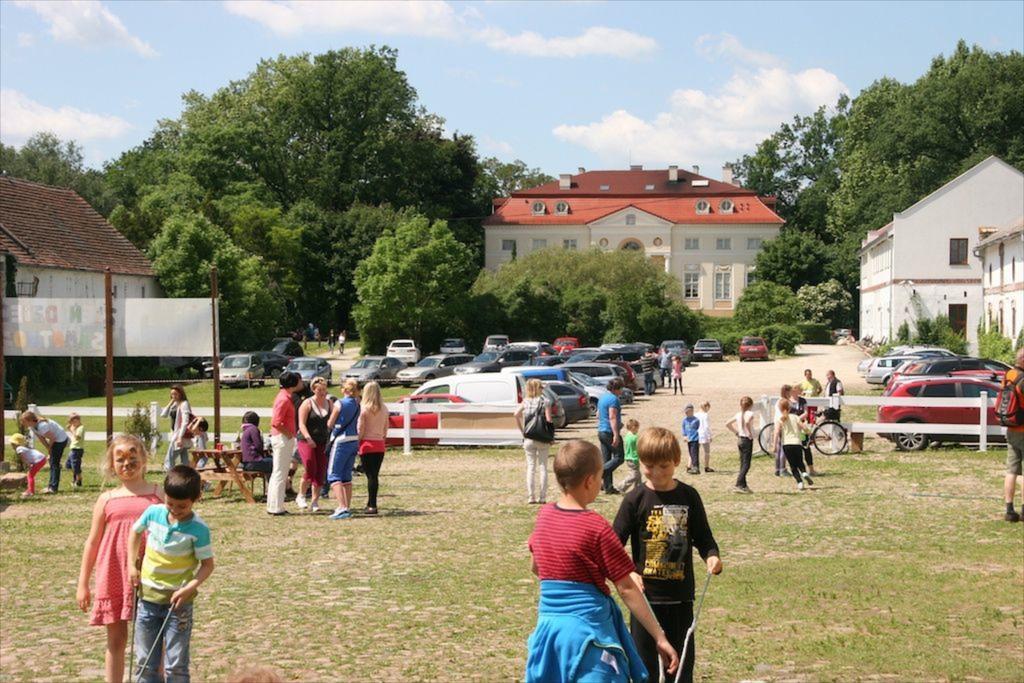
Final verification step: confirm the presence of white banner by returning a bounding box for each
[2,298,214,357]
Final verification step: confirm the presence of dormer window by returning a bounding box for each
[695,200,710,215]
[531,201,546,215]
[599,184,610,191]
[625,213,636,226]
[719,199,734,214]
[555,201,570,215]
[644,184,655,191]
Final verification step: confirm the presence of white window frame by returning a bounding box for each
[683,272,700,299]
[625,213,636,226]
[501,239,516,252]
[747,237,762,250]
[714,269,732,301]
[531,201,546,215]
[719,199,734,214]
[695,200,710,215]
[532,238,548,251]
[684,237,699,250]
[563,239,578,250]
[716,237,732,251]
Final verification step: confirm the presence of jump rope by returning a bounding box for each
[641,571,713,683]
[126,585,183,683]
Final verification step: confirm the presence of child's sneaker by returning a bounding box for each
[310,502,321,513]
[329,508,351,520]
[295,494,308,509]
[797,482,805,491]
[21,491,33,498]
[801,471,814,487]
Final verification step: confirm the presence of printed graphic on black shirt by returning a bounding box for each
[642,505,689,581]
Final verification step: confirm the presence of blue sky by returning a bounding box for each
[1,1,1022,179]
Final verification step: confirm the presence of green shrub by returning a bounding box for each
[912,314,967,355]
[796,321,831,344]
[977,323,1014,364]
[751,324,803,355]
[896,321,911,344]
[123,402,157,445]
[1016,328,1024,352]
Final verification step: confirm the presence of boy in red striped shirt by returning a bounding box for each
[526,439,678,682]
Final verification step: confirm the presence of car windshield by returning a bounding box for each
[570,372,601,386]
[222,356,251,368]
[290,360,317,371]
[741,338,763,345]
[352,358,380,369]
[390,341,413,348]
[416,357,442,367]
[442,339,462,346]
[695,341,719,349]
[555,338,575,345]
[571,352,600,362]
[473,352,498,362]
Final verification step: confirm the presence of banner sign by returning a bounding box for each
[2,298,214,357]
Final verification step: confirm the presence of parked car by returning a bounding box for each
[865,355,919,386]
[562,361,630,388]
[386,339,421,365]
[889,356,1010,386]
[219,353,266,388]
[553,337,580,354]
[879,376,1004,450]
[265,337,304,358]
[455,348,535,374]
[256,351,291,378]
[343,356,407,382]
[659,340,692,366]
[738,337,769,361]
[483,334,510,351]
[831,328,854,341]
[439,338,469,354]
[286,357,333,385]
[502,366,571,382]
[858,347,955,376]
[566,347,603,358]
[396,353,474,385]
[692,339,724,362]
[568,372,635,415]
[543,380,591,426]
[530,355,567,367]
[509,341,558,357]
[415,372,525,403]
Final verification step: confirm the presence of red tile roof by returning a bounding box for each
[485,167,783,227]
[0,176,154,277]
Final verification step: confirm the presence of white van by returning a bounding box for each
[413,372,524,404]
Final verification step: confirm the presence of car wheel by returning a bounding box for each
[882,375,892,386]
[589,399,598,417]
[556,413,567,429]
[895,420,928,451]
[270,368,282,379]
[425,374,435,380]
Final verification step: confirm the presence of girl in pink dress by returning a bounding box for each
[76,434,162,683]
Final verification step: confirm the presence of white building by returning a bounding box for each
[976,219,1024,343]
[483,165,784,316]
[0,176,159,299]
[859,156,1024,351]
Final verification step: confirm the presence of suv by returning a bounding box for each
[386,339,421,365]
[439,338,468,354]
[692,339,724,362]
[889,356,1009,386]
[220,353,266,388]
[739,337,769,361]
[483,334,510,351]
[880,376,1003,450]
[266,337,304,358]
[553,337,580,354]
[659,340,692,366]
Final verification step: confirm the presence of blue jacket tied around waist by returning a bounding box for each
[526,580,648,683]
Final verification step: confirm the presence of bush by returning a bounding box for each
[912,315,967,355]
[977,324,1014,364]
[700,316,742,354]
[796,321,831,344]
[896,321,911,344]
[752,324,803,355]
[123,402,158,446]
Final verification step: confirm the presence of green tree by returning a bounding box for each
[734,281,799,327]
[1,133,115,215]
[148,213,284,350]
[477,157,554,196]
[753,231,830,291]
[797,279,854,328]
[352,214,477,353]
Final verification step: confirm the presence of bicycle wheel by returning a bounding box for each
[757,424,774,456]
[811,421,848,455]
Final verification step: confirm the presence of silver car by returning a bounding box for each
[439,338,469,354]
[865,355,918,385]
[219,353,266,388]
[342,356,407,382]
[568,372,635,416]
[396,354,474,385]
[286,357,333,385]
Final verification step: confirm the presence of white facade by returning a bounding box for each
[13,265,159,299]
[859,157,1024,351]
[484,208,781,316]
[977,223,1024,343]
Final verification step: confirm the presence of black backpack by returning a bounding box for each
[995,370,1024,428]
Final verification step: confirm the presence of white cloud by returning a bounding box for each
[480,134,514,155]
[223,0,460,38]
[695,33,781,68]
[17,32,35,47]
[14,0,157,57]
[0,89,132,144]
[553,37,847,170]
[477,26,657,59]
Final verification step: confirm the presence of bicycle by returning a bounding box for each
[758,411,849,456]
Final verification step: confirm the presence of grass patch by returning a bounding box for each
[1,442,1021,681]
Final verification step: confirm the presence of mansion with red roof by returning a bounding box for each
[483,165,784,315]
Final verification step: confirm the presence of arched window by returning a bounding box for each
[621,239,643,252]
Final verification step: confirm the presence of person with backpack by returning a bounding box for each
[515,379,556,504]
[998,347,1024,522]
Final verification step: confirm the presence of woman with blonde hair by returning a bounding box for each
[327,379,361,520]
[357,381,389,515]
[514,378,555,504]
[296,376,339,513]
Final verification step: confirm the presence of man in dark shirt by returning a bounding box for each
[640,350,658,396]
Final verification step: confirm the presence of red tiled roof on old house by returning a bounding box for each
[0,176,154,277]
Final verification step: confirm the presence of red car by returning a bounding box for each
[738,336,769,361]
[553,337,580,354]
[879,376,1003,450]
[887,356,1009,387]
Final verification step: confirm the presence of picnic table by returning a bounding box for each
[190,448,258,504]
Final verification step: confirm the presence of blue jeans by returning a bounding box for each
[598,431,624,491]
[65,447,84,478]
[135,600,193,682]
[47,439,68,491]
[164,444,190,471]
[643,372,655,395]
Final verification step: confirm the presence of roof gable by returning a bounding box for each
[896,156,1024,220]
[0,176,155,277]
[588,205,673,228]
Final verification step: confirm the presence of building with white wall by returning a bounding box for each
[976,219,1024,343]
[0,176,159,300]
[483,165,784,316]
[859,156,1024,351]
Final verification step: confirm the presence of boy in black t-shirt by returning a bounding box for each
[613,426,723,683]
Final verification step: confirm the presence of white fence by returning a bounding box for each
[6,401,523,454]
[758,394,1008,451]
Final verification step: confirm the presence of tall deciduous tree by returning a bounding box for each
[1,133,115,215]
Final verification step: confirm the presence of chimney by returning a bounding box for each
[722,163,735,186]
[559,174,572,190]
[692,165,700,176]
[578,167,586,174]
[668,165,678,182]
[630,164,643,171]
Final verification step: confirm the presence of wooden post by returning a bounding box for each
[105,269,114,443]
[979,391,988,452]
[211,267,221,445]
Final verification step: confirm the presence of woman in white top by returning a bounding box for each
[725,396,756,493]
[773,398,813,490]
[19,410,69,493]
[514,379,555,504]
[159,384,193,471]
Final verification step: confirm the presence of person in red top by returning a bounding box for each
[267,371,303,516]
[526,439,678,682]
[1002,347,1024,522]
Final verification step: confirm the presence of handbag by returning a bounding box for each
[523,400,555,443]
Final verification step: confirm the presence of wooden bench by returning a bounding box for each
[190,449,261,504]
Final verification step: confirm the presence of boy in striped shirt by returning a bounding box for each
[129,466,215,682]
